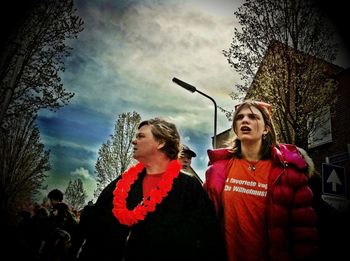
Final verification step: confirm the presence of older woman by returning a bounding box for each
[204,100,319,261]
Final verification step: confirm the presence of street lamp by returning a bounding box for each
[172,77,217,148]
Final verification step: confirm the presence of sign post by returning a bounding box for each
[322,163,346,198]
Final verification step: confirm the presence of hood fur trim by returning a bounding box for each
[297,147,315,177]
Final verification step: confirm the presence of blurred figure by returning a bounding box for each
[47,189,64,207]
[179,144,197,172]
[40,229,72,261]
[41,202,79,261]
[26,206,51,258]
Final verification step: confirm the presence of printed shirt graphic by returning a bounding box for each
[222,158,272,261]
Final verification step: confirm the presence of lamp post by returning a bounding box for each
[172,77,217,148]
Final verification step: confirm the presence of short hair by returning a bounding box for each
[138,118,180,160]
[47,189,64,202]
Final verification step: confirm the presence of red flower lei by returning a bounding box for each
[112,159,181,226]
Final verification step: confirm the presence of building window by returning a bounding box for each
[308,106,332,148]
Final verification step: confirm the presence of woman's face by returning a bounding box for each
[234,105,268,144]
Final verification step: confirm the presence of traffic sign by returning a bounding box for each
[322,163,346,198]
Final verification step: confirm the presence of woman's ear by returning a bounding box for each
[263,126,270,135]
[157,140,165,149]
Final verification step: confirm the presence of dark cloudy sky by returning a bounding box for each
[36,0,350,202]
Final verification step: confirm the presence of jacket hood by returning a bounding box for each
[296,147,315,177]
[207,148,233,165]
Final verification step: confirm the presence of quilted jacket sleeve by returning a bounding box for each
[270,144,319,261]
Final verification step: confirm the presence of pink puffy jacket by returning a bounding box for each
[204,144,319,261]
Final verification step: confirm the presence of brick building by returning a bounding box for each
[308,68,350,209]
[215,41,350,210]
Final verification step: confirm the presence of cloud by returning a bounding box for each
[65,0,240,133]
[38,105,114,149]
[38,0,244,200]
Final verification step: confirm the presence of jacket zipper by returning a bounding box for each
[122,228,133,261]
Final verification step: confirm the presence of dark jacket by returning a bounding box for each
[78,170,226,261]
[204,144,319,261]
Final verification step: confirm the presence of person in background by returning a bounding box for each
[77,117,226,261]
[47,188,64,207]
[203,100,319,261]
[179,144,197,172]
[39,202,79,261]
[45,189,81,260]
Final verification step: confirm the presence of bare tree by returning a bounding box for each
[223,0,341,148]
[65,178,87,211]
[0,112,49,223]
[94,111,141,198]
[0,0,83,224]
[0,0,84,130]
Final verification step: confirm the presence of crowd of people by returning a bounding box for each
[5,101,350,260]
[5,189,81,260]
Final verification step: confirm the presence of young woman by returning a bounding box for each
[204,100,319,261]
